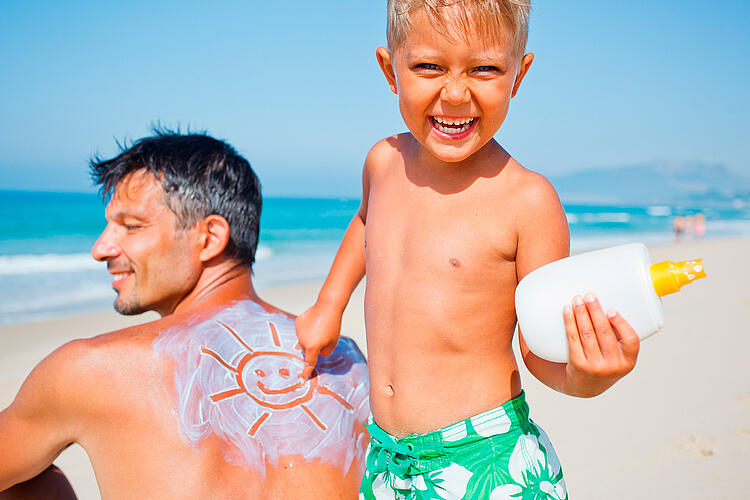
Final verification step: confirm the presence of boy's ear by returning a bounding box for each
[376,46,399,94]
[197,214,231,262]
[511,52,534,98]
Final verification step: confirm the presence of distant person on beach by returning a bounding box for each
[673,215,685,243]
[296,1,641,498]
[694,212,706,239]
[0,132,369,498]
[684,214,695,239]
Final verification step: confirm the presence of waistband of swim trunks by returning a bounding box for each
[369,390,530,449]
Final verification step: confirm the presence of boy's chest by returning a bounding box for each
[365,177,518,276]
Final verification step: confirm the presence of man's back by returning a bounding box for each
[1,300,369,498]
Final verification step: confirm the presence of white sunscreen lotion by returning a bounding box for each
[515,242,706,363]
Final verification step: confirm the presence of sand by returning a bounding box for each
[1,237,747,499]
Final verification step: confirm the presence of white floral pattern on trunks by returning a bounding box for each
[370,473,397,500]
[370,463,473,499]
[423,463,472,499]
[473,408,512,438]
[489,432,567,500]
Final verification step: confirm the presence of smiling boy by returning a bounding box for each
[296,1,641,498]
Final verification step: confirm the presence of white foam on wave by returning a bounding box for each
[0,253,103,275]
[646,205,672,217]
[570,232,671,254]
[580,212,631,224]
[0,246,274,276]
[0,282,113,315]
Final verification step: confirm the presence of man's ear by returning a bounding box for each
[376,46,399,94]
[511,52,534,98]
[197,214,231,262]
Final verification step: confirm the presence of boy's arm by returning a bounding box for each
[0,342,85,491]
[296,163,371,380]
[515,175,640,398]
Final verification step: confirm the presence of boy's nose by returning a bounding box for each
[91,226,120,262]
[440,79,470,105]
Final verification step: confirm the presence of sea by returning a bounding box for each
[2,190,749,326]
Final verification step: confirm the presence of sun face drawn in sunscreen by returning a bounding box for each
[515,242,706,363]
[152,300,369,473]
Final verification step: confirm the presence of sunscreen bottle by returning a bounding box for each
[514,242,706,362]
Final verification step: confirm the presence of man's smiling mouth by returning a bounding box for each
[431,116,477,136]
[111,271,133,286]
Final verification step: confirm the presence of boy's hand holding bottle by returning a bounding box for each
[560,293,640,397]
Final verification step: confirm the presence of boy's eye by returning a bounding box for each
[415,63,441,71]
[473,65,500,73]
[125,224,142,231]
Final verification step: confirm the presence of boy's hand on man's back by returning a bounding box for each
[295,303,343,381]
[562,293,641,397]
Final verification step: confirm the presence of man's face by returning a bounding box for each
[380,10,532,163]
[91,171,202,316]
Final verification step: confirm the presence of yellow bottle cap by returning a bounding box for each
[650,259,707,297]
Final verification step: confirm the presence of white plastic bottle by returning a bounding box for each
[514,242,706,363]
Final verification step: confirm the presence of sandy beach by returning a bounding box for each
[1,237,747,499]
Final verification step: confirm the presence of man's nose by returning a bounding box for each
[440,78,471,105]
[91,226,120,262]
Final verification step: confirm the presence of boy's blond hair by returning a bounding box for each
[386,0,531,57]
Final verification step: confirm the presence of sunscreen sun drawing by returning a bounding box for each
[201,319,353,436]
[153,300,369,472]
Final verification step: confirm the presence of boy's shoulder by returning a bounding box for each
[503,157,562,206]
[364,133,413,171]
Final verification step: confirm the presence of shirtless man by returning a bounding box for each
[0,132,369,499]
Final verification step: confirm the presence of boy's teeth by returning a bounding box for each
[432,117,475,134]
[434,117,473,126]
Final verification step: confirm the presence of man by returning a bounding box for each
[0,132,369,498]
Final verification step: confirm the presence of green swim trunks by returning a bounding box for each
[359,391,567,499]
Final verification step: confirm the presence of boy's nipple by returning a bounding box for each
[449,258,461,268]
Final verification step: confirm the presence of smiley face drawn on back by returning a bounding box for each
[201,319,354,436]
[153,301,369,472]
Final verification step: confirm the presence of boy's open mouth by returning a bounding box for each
[430,116,477,138]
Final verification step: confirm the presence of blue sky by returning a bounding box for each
[1,0,747,197]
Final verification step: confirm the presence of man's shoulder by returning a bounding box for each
[9,324,157,423]
[39,314,181,385]
[44,326,158,382]
[76,316,169,355]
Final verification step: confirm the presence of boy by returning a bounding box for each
[297,1,640,498]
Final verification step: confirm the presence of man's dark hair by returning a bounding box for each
[91,129,262,266]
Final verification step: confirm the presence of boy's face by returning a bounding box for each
[377,10,533,163]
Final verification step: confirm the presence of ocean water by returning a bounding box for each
[1,190,749,326]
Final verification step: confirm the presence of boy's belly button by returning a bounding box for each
[381,384,394,396]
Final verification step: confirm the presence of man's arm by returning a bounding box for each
[296,155,373,379]
[0,342,86,491]
[514,174,640,397]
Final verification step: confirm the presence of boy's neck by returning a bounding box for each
[406,136,511,192]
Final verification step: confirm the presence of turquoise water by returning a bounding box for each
[1,190,749,325]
